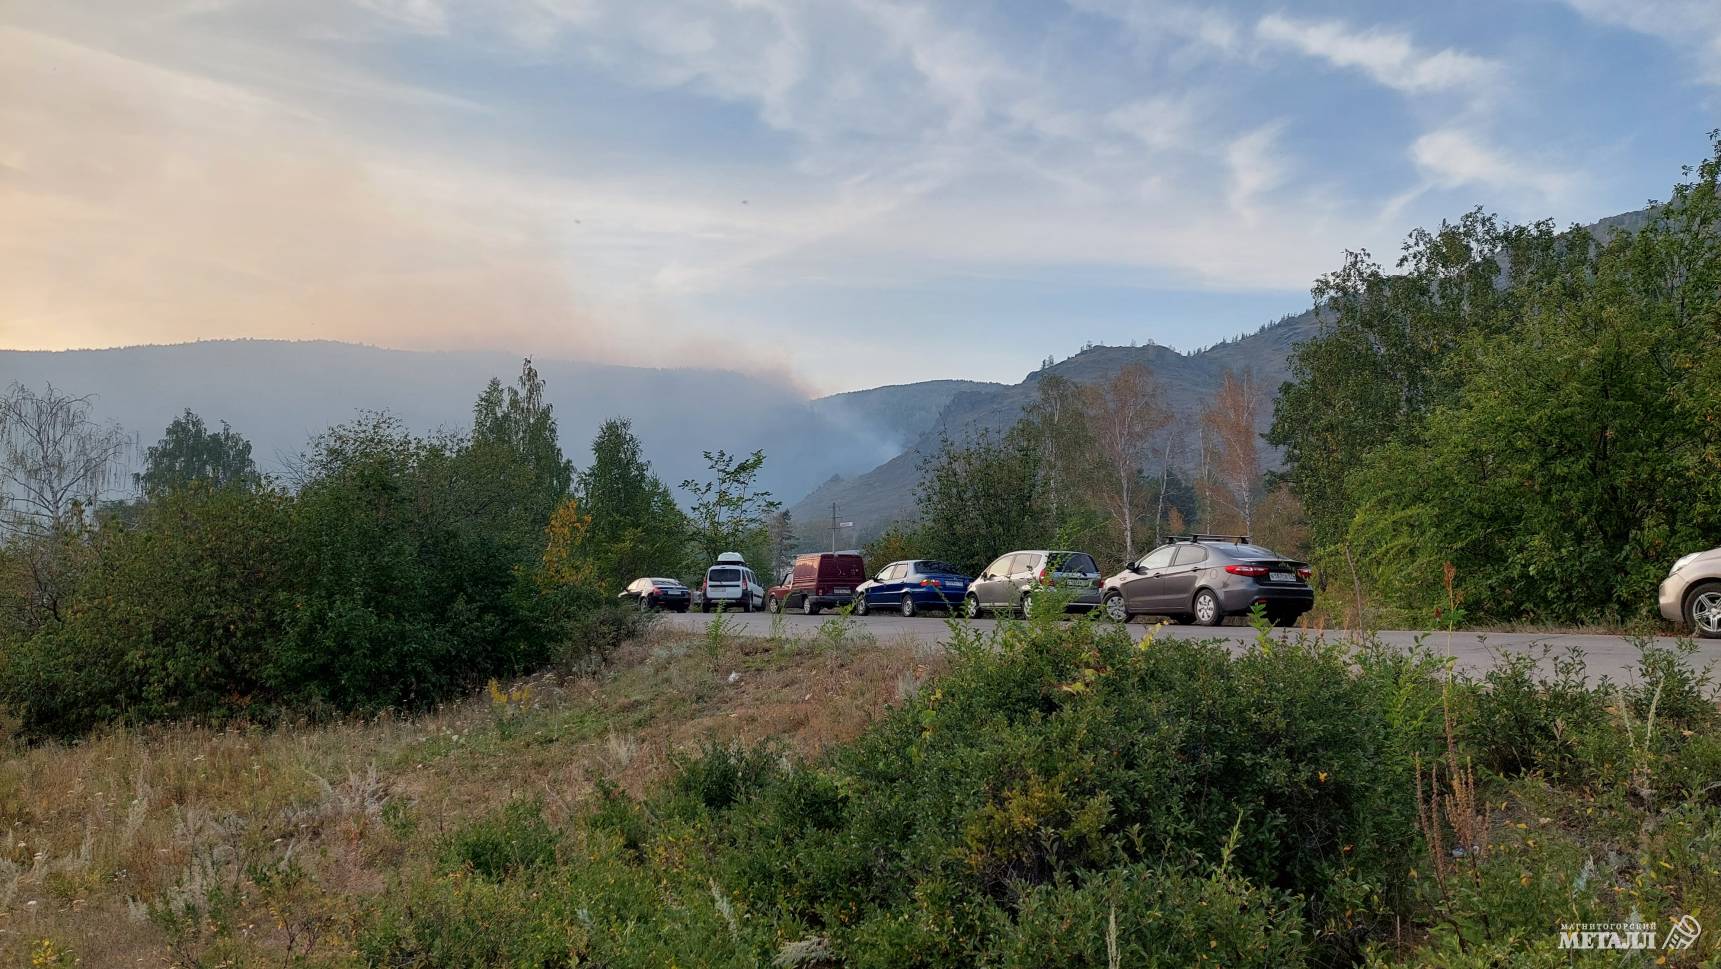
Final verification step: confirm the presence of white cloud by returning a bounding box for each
[1256,14,1498,95]
[1409,128,1576,203]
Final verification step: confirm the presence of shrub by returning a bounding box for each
[441,799,560,880]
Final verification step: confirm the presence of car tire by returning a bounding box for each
[1686,581,1721,639]
[1273,613,1299,628]
[900,593,916,618]
[854,595,869,617]
[1102,592,1129,623]
[964,594,982,619]
[701,601,711,614]
[1020,592,1034,618]
[803,595,819,616]
[1192,589,1222,626]
[767,595,781,614]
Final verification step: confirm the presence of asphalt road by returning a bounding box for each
[661,611,1721,684]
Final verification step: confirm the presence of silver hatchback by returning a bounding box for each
[1660,546,1721,638]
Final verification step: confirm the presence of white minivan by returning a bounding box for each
[701,552,766,612]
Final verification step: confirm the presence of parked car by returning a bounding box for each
[767,552,867,615]
[963,550,1102,617]
[619,576,691,611]
[854,559,972,617]
[1101,535,1312,627]
[1660,545,1721,638]
[701,552,765,612]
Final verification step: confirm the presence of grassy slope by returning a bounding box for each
[2,619,939,966]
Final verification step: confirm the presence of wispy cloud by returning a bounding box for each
[1409,128,1578,204]
[1256,14,1499,96]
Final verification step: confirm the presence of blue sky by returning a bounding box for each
[2,0,1717,392]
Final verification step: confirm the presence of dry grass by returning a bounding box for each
[0,624,940,967]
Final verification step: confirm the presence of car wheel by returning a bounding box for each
[1192,589,1222,626]
[900,593,917,618]
[854,595,869,617]
[1102,592,1129,623]
[1687,582,1721,639]
[1020,592,1034,618]
[1273,613,1299,628]
[701,601,711,614]
[803,595,819,616]
[964,594,982,619]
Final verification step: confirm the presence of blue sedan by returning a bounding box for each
[853,560,972,617]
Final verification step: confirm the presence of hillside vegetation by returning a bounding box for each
[1272,133,1721,627]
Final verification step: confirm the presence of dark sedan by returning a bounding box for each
[853,559,972,617]
[1101,536,1312,626]
[620,577,692,612]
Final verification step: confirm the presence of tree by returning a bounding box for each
[1201,369,1265,535]
[471,358,574,526]
[766,510,797,577]
[0,383,129,535]
[914,426,1047,576]
[1078,364,1169,560]
[136,409,258,497]
[680,449,781,566]
[574,418,687,589]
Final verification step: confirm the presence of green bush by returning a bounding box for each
[441,799,561,880]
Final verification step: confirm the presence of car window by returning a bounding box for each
[1051,552,1097,574]
[708,567,740,583]
[1172,545,1209,566]
[891,563,910,580]
[984,555,1012,577]
[1140,546,1177,570]
[920,560,962,575]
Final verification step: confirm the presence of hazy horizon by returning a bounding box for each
[4,1,1717,393]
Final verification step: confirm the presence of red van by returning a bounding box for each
[767,552,867,615]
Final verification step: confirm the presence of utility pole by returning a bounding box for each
[828,502,854,553]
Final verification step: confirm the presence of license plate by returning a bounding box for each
[834,587,849,594]
[1270,572,1294,582]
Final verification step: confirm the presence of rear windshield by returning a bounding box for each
[651,578,683,587]
[1049,552,1098,574]
[828,557,865,577]
[917,560,963,575]
[707,567,741,582]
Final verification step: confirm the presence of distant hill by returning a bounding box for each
[811,379,1003,452]
[787,309,1322,541]
[0,340,905,506]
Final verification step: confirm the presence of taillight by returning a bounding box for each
[920,578,938,587]
[1225,564,1269,577]
[1037,567,1051,586]
[1296,566,1312,581]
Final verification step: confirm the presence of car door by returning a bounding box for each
[977,554,1016,608]
[1011,552,1043,600]
[1156,544,1209,613]
[865,563,896,607]
[1124,545,1177,611]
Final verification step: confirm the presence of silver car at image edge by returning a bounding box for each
[1660,546,1721,639]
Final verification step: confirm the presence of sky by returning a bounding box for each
[2,1,1717,394]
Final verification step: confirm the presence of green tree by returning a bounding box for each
[136,409,259,497]
[1335,132,1721,623]
[1267,211,1551,554]
[914,425,1048,576]
[470,358,574,529]
[575,418,688,590]
[680,449,780,566]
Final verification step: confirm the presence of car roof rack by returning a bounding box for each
[1164,533,1250,544]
